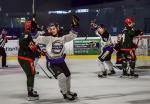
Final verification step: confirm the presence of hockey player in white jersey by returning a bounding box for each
[90,23,115,78]
[34,15,79,101]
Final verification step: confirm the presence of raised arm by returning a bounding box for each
[34,35,50,45]
[62,30,78,43]
[62,15,79,43]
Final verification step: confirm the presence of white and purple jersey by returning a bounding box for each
[95,31,113,50]
[34,30,77,59]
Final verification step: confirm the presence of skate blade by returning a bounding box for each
[28,97,39,101]
[98,76,107,78]
[73,95,78,99]
[98,75,107,78]
[120,75,139,79]
[64,97,78,102]
[129,76,139,79]
[120,75,129,78]
[108,74,115,76]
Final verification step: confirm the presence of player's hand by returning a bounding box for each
[41,49,46,56]
[140,31,144,35]
[135,29,144,36]
[29,42,38,52]
[90,20,97,28]
[71,15,79,28]
[88,41,96,47]
[37,31,45,36]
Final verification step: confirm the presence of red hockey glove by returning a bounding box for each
[29,42,38,52]
[41,49,46,56]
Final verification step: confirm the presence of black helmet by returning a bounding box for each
[97,24,105,29]
[47,23,59,29]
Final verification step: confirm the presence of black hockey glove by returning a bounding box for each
[71,15,79,28]
[135,29,144,36]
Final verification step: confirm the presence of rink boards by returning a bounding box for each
[1,55,150,60]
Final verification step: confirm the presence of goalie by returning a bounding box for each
[118,17,143,77]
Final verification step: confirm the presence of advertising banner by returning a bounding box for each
[73,37,101,55]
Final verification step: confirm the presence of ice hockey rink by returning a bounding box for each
[0,57,150,104]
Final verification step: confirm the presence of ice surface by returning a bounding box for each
[0,59,150,104]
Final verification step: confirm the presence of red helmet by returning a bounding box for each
[124,17,135,25]
[25,20,31,31]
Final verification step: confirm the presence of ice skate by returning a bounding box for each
[98,71,107,78]
[62,93,76,101]
[68,91,77,98]
[28,90,39,101]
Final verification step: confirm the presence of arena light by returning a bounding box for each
[48,10,71,14]
[0,7,2,12]
[16,17,26,24]
[75,9,89,13]
[96,9,100,12]
[20,17,26,23]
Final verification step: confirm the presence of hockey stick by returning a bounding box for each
[86,9,100,40]
[113,65,122,70]
[37,63,52,79]
[32,0,35,14]
[135,35,143,50]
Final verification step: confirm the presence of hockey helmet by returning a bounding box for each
[124,17,135,26]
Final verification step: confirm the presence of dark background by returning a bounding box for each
[0,0,150,37]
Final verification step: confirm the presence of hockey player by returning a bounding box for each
[18,30,39,101]
[119,17,143,77]
[26,15,42,73]
[90,22,115,78]
[0,29,8,68]
[34,15,79,101]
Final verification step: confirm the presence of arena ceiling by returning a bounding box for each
[0,0,123,13]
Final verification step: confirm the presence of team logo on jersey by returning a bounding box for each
[52,40,63,54]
